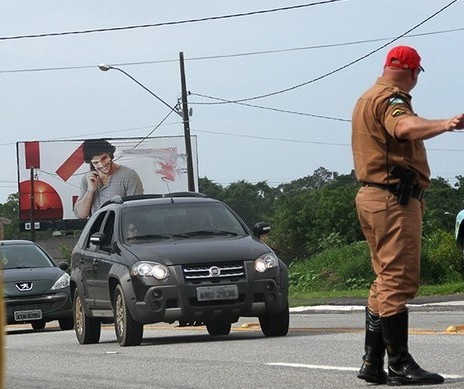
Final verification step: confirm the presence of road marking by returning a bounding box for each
[266,363,464,379]
[267,362,358,372]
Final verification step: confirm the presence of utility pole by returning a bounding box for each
[179,52,195,192]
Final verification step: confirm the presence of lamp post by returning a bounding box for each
[98,55,195,191]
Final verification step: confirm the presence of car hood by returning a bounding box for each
[3,267,67,297]
[123,235,270,266]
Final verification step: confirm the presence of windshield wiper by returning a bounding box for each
[127,234,171,241]
[185,229,238,237]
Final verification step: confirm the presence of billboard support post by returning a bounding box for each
[29,168,35,242]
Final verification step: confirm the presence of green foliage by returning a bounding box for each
[59,244,72,263]
[289,241,374,293]
[0,193,21,239]
[289,230,464,294]
[270,171,363,260]
[199,177,279,228]
[421,229,462,284]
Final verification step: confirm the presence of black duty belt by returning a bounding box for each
[362,182,424,201]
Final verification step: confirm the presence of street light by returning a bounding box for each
[98,56,195,192]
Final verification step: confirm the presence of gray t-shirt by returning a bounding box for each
[77,165,144,216]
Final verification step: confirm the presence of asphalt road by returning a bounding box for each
[5,296,464,389]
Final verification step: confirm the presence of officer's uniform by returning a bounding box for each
[352,76,430,317]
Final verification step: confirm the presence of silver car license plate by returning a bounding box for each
[14,309,43,321]
[197,285,238,301]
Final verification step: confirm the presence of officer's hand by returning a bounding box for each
[445,114,464,131]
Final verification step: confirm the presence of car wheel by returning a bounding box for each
[206,321,231,336]
[259,303,289,337]
[31,320,46,330]
[113,284,143,347]
[59,317,74,331]
[73,290,101,344]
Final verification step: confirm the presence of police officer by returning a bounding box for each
[352,45,464,385]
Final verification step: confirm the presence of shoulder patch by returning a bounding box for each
[391,109,406,117]
[388,97,405,106]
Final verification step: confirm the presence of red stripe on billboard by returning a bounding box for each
[55,143,85,181]
[25,141,40,169]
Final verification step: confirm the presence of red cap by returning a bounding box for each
[384,46,424,72]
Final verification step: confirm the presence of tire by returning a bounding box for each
[206,321,231,336]
[259,303,290,337]
[73,290,101,344]
[59,317,74,331]
[113,284,143,347]
[31,320,46,330]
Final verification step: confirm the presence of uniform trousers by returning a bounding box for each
[355,185,422,317]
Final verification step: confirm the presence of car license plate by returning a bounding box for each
[197,285,238,301]
[14,309,43,321]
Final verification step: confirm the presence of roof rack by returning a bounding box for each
[164,192,207,198]
[99,192,208,209]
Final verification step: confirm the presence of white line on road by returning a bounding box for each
[266,363,464,379]
[267,363,358,372]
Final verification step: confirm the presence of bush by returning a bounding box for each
[421,229,462,284]
[289,231,463,293]
[289,241,374,293]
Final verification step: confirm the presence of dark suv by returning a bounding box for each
[70,193,289,346]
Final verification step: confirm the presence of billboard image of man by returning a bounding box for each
[74,139,143,219]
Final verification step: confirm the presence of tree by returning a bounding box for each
[277,166,337,195]
[422,177,461,235]
[0,194,21,239]
[222,180,277,228]
[198,177,225,200]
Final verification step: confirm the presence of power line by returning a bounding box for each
[189,92,351,122]
[0,1,343,41]
[2,27,464,75]
[193,0,460,105]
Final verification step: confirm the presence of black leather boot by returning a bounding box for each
[357,308,388,384]
[381,310,444,386]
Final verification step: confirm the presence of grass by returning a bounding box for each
[288,281,464,307]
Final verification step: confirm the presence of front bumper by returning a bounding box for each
[5,292,73,324]
[131,263,288,325]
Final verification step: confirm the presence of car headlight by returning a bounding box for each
[254,253,279,273]
[51,273,70,290]
[131,262,170,280]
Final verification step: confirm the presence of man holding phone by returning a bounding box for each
[74,139,143,219]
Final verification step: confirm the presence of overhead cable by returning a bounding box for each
[196,0,459,104]
[0,1,343,41]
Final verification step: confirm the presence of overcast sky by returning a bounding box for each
[1,0,463,203]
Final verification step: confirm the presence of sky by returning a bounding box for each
[1,0,464,204]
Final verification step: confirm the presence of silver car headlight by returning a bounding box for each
[51,273,70,290]
[254,253,279,273]
[131,262,170,280]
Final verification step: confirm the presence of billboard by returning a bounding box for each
[17,136,198,222]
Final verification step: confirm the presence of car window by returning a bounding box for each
[100,211,115,252]
[85,211,107,250]
[122,202,247,242]
[0,244,54,269]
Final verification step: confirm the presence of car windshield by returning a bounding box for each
[122,202,247,242]
[0,243,55,269]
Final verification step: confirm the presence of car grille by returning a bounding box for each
[6,298,65,317]
[183,262,245,282]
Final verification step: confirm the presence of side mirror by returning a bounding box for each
[90,232,108,246]
[58,261,69,271]
[252,222,271,239]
